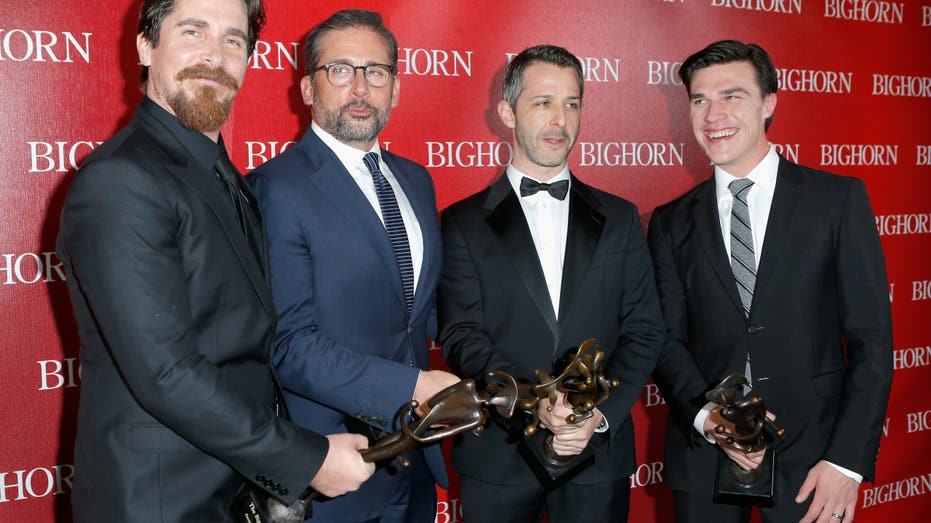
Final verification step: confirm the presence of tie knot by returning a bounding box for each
[728,178,754,197]
[519,177,569,201]
[363,152,381,176]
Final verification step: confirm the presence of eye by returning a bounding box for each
[224,37,244,48]
[367,67,386,80]
[330,64,350,74]
[566,101,580,110]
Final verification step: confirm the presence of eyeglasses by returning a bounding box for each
[314,62,396,88]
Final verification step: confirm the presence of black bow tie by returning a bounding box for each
[519,177,569,200]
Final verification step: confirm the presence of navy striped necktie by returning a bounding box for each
[363,152,414,317]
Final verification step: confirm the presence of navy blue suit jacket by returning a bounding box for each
[248,128,446,521]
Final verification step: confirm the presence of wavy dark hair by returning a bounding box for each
[679,40,777,129]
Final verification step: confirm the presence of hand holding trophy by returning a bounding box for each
[705,374,785,506]
[514,338,620,489]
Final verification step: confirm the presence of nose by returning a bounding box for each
[550,105,566,127]
[350,68,370,98]
[704,99,724,122]
[201,36,223,67]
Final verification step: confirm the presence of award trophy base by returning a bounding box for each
[518,430,595,491]
[713,447,776,506]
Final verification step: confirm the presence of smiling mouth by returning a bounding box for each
[706,129,737,139]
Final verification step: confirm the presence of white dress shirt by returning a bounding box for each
[692,144,861,482]
[312,122,424,292]
[506,165,571,318]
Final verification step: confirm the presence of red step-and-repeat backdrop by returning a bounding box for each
[2,1,929,521]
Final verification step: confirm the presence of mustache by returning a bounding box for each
[175,64,239,90]
[342,100,376,113]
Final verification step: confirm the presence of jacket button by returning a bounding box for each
[748,325,763,334]
[281,487,289,496]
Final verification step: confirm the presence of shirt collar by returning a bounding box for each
[311,121,380,173]
[506,164,571,199]
[714,144,779,201]
[141,96,219,173]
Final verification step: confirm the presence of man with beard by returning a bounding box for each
[436,45,663,522]
[57,1,374,521]
[248,9,458,523]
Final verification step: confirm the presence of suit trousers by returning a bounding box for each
[459,474,630,523]
[673,488,811,523]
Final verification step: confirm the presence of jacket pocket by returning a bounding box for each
[811,368,845,398]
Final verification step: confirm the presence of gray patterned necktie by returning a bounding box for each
[728,178,756,317]
[729,178,756,391]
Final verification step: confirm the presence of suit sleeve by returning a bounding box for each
[647,207,716,442]
[822,179,893,482]
[59,158,326,502]
[437,208,525,383]
[598,204,665,435]
[249,170,420,432]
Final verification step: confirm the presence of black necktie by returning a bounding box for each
[215,150,258,259]
[519,177,569,200]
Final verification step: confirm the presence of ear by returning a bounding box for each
[300,75,315,107]
[390,76,400,109]
[497,99,516,129]
[137,33,152,67]
[762,92,777,120]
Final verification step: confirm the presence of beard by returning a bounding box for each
[168,64,240,133]
[515,126,574,169]
[313,92,391,145]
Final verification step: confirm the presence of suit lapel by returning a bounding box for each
[556,178,604,333]
[134,108,277,320]
[690,179,745,316]
[298,132,408,313]
[753,157,801,305]
[484,175,558,338]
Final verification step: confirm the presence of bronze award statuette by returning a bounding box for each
[516,338,620,491]
[242,377,522,523]
[706,374,785,506]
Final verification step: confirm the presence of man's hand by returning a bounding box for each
[703,405,766,471]
[413,370,460,417]
[536,390,602,456]
[795,460,859,522]
[309,433,375,497]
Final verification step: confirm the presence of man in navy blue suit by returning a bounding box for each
[248,9,458,523]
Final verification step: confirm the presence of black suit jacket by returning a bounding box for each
[648,157,893,494]
[57,100,328,522]
[437,174,663,485]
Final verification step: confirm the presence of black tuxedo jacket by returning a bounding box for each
[648,157,893,494]
[57,100,327,522]
[437,174,663,485]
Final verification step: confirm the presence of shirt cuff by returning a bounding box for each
[594,409,609,433]
[694,402,718,444]
[826,461,863,483]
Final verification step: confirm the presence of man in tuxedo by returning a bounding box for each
[56,1,374,521]
[248,9,458,523]
[648,40,893,522]
[437,45,664,522]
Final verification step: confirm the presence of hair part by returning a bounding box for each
[679,40,778,129]
[303,9,398,76]
[502,44,584,108]
[137,0,265,84]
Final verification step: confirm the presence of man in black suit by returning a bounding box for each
[56,1,373,521]
[437,45,664,522]
[648,40,893,523]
